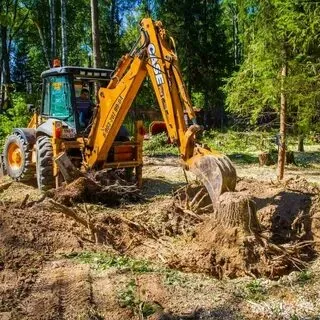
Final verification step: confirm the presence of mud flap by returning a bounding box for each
[187,151,237,205]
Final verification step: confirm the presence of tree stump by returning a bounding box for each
[213,192,261,234]
[259,151,275,166]
[286,151,295,165]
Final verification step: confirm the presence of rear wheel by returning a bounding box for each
[3,133,35,181]
[36,136,54,190]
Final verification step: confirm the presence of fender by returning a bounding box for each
[36,118,73,137]
[12,128,36,145]
[36,119,54,137]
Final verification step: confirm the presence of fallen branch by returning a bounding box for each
[48,199,98,234]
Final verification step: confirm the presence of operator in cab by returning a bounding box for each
[76,88,94,128]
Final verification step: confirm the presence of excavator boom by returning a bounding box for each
[84,18,237,204]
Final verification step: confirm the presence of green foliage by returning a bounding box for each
[0,93,32,139]
[158,0,232,123]
[191,92,205,109]
[245,279,267,302]
[143,132,178,156]
[164,270,186,286]
[117,279,160,317]
[67,251,153,273]
[201,129,276,155]
[224,0,320,134]
[297,270,313,285]
[118,279,138,308]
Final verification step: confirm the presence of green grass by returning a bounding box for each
[117,279,162,317]
[297,270,313,285]
[65,252,153,273]
[143,132,178,156]
[244,279,267,302]
[143,130,320,167]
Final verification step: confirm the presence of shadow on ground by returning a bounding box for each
[142,178,185,198]
[228,153,258,165]
[254,190,313,244]
[154,300,243,320]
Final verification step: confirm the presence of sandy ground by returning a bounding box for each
[0,156,320,320]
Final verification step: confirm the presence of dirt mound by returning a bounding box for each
[0,198,93,313]
[165,178,319,279]
[48,176,143,206]
[1,174,320,319]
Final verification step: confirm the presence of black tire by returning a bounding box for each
[3,133,35,181]
[36,136,54,190]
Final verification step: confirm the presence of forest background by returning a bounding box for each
[0,0,320,158]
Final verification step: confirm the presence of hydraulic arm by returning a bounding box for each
[85,18,236,204]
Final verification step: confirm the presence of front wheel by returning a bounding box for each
[36,136,54,190]
[3,133,35,181]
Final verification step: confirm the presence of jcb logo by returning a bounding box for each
[147,44,165,86]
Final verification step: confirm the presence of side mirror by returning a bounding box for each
[27,104,39,113]
[27,104,34,112]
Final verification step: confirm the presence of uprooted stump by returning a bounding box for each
[167,190,312,279]
[213,192,261,234]
[47,176,143,206]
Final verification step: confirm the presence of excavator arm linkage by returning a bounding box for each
[84,18,237,205]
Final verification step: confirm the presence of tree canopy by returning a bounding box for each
[0,0,320,135]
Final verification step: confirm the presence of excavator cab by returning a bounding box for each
[39,67,113,134]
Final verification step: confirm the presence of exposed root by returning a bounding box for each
[48,176,143,206]
[165,184,317,279]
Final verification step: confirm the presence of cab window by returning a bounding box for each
[43,75,74,123]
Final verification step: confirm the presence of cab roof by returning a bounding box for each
[41,66,113,81]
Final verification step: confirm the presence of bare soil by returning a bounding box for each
[0,156,320,319]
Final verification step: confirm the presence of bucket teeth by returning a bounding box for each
[188,154,237,205]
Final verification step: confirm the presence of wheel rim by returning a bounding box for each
[7,142,23,170]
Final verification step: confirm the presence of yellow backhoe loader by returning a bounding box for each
[1,18,236,204]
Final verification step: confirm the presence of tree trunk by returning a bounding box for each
[1,25,11,111]
[1,26,10,86]
[90,0,102,68]
[142,0,150,16]
[49,0,56,62]
[61,0,68,66]
[108,0,117,67]
[298,135,304,152]
[33,21,51,68]
[277,62,287,180]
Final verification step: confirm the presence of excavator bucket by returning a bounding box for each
[187,148,237,205]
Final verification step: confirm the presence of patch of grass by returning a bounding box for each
[117,279,160,317]
[141,302,160,317]
[294,151,320,168]
[164,270,187,286]
[143,132,178,156]
[297,270,313,285]
[65,252,153,273]
[244,280,267,302]
[201,130,276,155]
[118,279,138,308]
[228,153,259,165]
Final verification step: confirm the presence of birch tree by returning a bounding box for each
[61,0,67,65]
[49,0,56,61]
